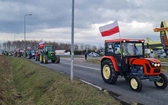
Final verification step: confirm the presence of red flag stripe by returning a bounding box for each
[100,26,119,37]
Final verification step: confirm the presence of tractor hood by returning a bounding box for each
[144,58,160,63]
[48,51,55,57]
[129,57,161,65]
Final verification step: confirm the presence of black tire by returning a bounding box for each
[154,73,168,89]
[55,55,60,63]
[124,75,129,81]
[129,76,142,92]
[52,60,55,63]
[40,54,43,63]
[28,55,31,59]
[35,56,37,61]
[101,59,118,84]
[43,56,48,64]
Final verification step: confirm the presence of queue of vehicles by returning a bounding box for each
[2,42,60,64]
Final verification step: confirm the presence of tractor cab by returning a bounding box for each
[105,38,144,74]
[43,45,55,55]
[43,45,54,52]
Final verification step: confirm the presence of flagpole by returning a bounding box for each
[117,21,122,59]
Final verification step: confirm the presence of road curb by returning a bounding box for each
[80,79,143,105]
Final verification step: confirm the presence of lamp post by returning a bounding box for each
[13,33,19,50]
[24,14,32,57]
[70,0,74,81]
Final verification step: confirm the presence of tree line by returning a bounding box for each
[1,40,104,55]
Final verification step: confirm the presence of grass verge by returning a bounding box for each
[0,56,120,105]
[85,58,100,64]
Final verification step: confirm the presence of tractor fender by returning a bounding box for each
[101,56,119,72]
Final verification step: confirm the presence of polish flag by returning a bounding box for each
[39,41,45,45]
[99,21,120,37]
[39,41,45,49]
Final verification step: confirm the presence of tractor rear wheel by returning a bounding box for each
[154,73,168,89]
[101,59,118,84]
[40,54,43,63]
[129,76,142,92]
[43,56,48,64]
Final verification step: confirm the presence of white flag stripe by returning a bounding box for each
[39,42,45,45]
[99,21,118,32]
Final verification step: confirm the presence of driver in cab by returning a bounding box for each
[117,43,131,55]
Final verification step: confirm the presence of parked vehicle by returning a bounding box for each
[160,52,167,58]
[157,49,165,58]
[88,52,99,57]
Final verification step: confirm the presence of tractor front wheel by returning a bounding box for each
[55,55,60,63]
[101,59,118,84]
[154,73,168,89]
[129,76,142,92]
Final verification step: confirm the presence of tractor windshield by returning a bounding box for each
[44,46,54,51]
[122,43,143,56]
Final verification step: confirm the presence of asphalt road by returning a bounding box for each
[30,57,168,105]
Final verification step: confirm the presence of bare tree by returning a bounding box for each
[85,44,91,51]
[92,45,97,52]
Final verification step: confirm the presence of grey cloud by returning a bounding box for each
[0,0,167,44]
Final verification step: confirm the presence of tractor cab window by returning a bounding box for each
[114,43,121,54]
[106,43,114,53]
[44,46,54,51]
[122,42,143,56]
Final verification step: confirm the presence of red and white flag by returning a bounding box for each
[99,21,120,37]
[39,41,45,49]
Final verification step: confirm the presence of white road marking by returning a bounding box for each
[62,62,100,71]
[80,79,102,90]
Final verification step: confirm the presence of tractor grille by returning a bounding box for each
[154,69,160,73]
[145,64,150,73]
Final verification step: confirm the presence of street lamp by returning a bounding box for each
[24,13,32,57]
[70,0,74,81]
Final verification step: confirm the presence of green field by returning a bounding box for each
[0,56,120,105]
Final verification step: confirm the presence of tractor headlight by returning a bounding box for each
[154,63,157,67]
[150,62,161,67]
[157,63,161,67]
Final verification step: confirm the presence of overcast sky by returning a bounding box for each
[0,0,167,47]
